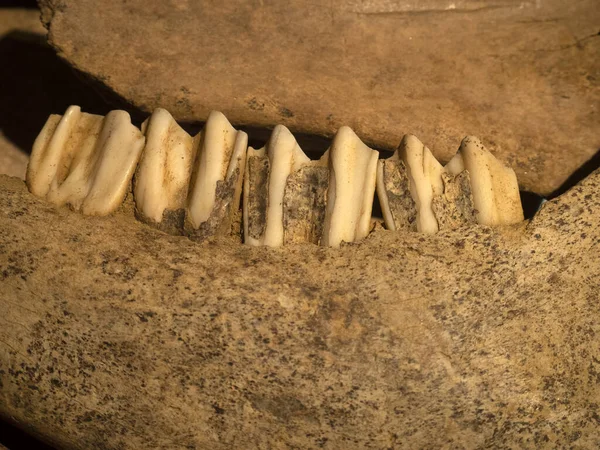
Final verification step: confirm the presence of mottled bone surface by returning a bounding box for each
[1,171,599,448]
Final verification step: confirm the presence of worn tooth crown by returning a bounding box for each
[26,106,145,215]
[134,108,248,238]
[322,126,379,247]
[27,106,525,245]
[377,133,522,233]
[187,111,248,230]
[134,108,194,228]
[446,136,524,225]
[244,125,313,247]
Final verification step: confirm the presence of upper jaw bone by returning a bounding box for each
[26,106,145,215]
[134,109,248,238]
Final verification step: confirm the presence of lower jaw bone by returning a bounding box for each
[26,105,145,216]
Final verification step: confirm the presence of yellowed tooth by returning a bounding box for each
[445,136,523,225]
[133,108,194,232]
[243,124,313,247]
[321,126,378,248]
[377,134,444,234]
[185,111,248,240]
[133,109,247,239]
[26,106,145,215]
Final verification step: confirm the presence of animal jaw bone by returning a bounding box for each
[377,134,521,232]
[26,105,145,216]
[134,109,247,238]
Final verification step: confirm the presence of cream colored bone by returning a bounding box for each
[321,126,379,247]
[243,125,314,247]
[134,109,247,233]
[26,105,145,215]
[445,136,523,225]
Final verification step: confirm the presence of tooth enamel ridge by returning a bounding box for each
[133,109,248,238]
[321,127,379,247]
[445,136,524,226]
[27,105,525,246]
[377,134,522,233]
[26,106,145,216]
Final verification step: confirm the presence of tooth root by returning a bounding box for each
[449,136,524,226]
[376,155,417,231]
[376,135,442,234]
[243,125,312,247]
[283,152,329,245]
[133,108,194,234]
[322,126,379,247]
[26,106,145,216]
[185,111,248,241]
[431,171,477,231]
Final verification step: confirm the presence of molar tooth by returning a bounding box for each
[431,171,477,231]
[133,108,194,233]
[321,126,378,247]
[243,125,313,247]
[26,106,145,215]
[185,111,248,240]
[376,134,442,233]
[133,109,247,239]
[446,136,523,225]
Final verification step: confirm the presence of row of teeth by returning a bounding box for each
[26,106,524,247]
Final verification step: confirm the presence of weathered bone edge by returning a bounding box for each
[1,166,599,448]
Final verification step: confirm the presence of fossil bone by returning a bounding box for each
[133,109,247,238]
[377,134,520,232]
[26,105,145,216]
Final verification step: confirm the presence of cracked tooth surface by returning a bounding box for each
[134,108,194,232]
[244,125,312,247]
[445,136,523,225]
[26,106,145,215]
[322,126,378,248]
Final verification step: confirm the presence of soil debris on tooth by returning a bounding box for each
[376,134,444,233]
[321,126,379,248]
[26,105,145,216]
[243,125,327,246]
[377,134,521,232]
[445,136,523,226]
[134,109,248,239]
[134,108,194,233]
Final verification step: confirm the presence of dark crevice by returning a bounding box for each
[0,416,56,450]
[548,149,600,199]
